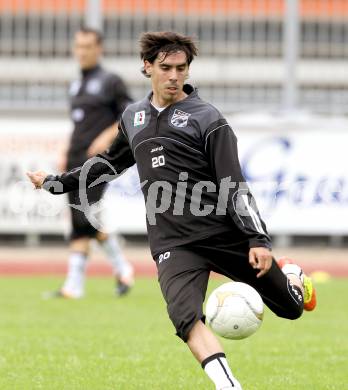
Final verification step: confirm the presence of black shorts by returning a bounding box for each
[68,184,106,240]
[155,232,303,342]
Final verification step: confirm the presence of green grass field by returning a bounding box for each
[0,276,347,390]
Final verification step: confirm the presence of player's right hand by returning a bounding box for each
[249,247,273,278]
[26,171,48,189]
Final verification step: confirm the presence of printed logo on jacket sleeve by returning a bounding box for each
[134,111,146,126]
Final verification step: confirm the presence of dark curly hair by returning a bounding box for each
[139,31,198,78]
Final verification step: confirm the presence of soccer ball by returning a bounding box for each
[205,282,264,340]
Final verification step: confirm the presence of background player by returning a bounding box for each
[54,27,134,298]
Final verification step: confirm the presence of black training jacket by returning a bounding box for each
[44,84,272,256]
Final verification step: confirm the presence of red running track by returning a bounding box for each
[0,259,347,278]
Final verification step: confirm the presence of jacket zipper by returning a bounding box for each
[155,111,160,135]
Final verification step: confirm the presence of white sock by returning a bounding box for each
[202,353,242,389]
[281,263,304,284]
[100,236,133,279]
[62,252,87,298]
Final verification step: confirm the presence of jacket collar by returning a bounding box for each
[81,64,101,79]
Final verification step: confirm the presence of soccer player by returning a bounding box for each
[28,31,316,389]
[52,27,134,298]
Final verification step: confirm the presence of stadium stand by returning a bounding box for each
[0,0,347,114]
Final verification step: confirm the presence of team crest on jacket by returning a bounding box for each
[171,109,191,128]
[86,79,102,94]
[134,110,145,126]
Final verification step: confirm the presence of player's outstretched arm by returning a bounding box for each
[27,126,135,195]
[26,166,81,194]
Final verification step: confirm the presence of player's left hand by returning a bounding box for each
[249,247,273,278]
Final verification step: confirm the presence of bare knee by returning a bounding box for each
[70,238,90,254]
[96,231,108,242]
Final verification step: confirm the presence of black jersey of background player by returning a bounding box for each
[45,84,271,256]
[67,64,132,167]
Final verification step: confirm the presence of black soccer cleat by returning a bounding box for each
[116,280,132,297]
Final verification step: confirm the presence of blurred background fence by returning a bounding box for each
[1,0,347,114]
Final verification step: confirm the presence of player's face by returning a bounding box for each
[145,51,189,106]
[73,32,102,70]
